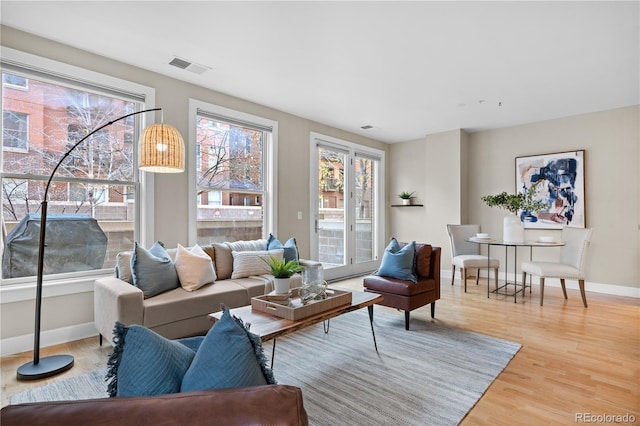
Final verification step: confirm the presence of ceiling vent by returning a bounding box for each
[168,56,211,75]
[360,125,374,130]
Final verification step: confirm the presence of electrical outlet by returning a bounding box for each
[297,211,303,220]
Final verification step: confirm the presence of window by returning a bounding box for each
[1,49,154,282]
[189,99,276,245]
[2,110,28,151]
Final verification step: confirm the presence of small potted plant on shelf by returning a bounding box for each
[398,191,415,205]
[481,183,546,242]
[261,255,306,294]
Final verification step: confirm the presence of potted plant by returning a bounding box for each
[261,255,306,294]
[398,191,415,205]
[481,183,546,242]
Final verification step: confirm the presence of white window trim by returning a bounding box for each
[188,99,278,245]
[0,47,156,296]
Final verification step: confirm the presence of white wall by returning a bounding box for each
[389,106,639,295]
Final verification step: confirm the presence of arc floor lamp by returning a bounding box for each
[17,107,185,380]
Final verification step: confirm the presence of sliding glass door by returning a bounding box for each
[310,133,384,280]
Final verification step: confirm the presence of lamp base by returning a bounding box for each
[17,355,74,381]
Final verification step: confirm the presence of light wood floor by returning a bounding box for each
[2,277,638,425]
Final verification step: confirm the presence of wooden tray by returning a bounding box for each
[251,289,353,321]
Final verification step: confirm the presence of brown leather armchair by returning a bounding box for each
[363,243,441,330]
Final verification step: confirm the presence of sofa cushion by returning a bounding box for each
[213,243,233,280]
[131,241,180,298]
[181,308,276,392]
[175,244,217,291]
[115,251,133,284]
[376,238,417,283]
[106,323,196,397]
[231,249,284,279]
[142,280,250,329]
[226,239,268,252]
[267,234,299,262]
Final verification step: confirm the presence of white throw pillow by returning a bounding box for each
[175,244,217,291]
[231,249,284,279]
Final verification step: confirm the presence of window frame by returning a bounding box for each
[187,99,277,245]
[0,46,157,290]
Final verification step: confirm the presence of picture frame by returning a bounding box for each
[515,150,586,229]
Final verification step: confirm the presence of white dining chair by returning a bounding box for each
[446,224,499,292]
[521,227,593,307]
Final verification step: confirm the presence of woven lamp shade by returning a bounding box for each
[139,123,185,173]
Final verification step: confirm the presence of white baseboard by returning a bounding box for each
[442,269,640,298]
[1,322,98,357]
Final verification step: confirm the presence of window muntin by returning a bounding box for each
[1,69,144,281]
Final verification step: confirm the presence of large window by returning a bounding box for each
[189,100,276,245]
[1,49,154,282]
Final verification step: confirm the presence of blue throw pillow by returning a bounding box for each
[106,323,196,397]
[267,233,299,262]
[131,241,179,298]
[181,308,276,392]
[376,238,417,283]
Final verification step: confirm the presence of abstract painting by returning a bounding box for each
[515,150,586,229]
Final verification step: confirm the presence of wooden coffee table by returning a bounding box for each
[209,288,383,367]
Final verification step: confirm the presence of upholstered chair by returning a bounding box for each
[446,224,499,292]
[521,227,593,307]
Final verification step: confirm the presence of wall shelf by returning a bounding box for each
[391,204,424,207]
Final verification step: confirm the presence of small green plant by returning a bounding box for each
[481,182,546,214]
[261,255,306,278]
[398,191,415,199]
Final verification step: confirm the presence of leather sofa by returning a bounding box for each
[0,384,308,426]
[363,243,441,330]
[94,239,304,345]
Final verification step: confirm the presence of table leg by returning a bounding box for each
[368,309,378,352]
[513,246,518,303]
[487,244,491,298]
[270,338,277,369]
[323,319,330,334]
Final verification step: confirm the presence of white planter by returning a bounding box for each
[273,277,291,294]
[402,198,411,205]
[503,214,524,243]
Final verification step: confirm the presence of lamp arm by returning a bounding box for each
[42,107,161,201]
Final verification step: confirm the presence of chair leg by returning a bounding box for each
[431,302,435,318]
[475,269,480,285]
[404,311,410,330]
[99,334,102,346]
[578,279,588,308]
[560,278,568,299]
[495,267,499,289]
[451,265,456,285]
[462,268,467,293]
[540,277,545,306]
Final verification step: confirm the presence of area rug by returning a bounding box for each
[11,309,521,425]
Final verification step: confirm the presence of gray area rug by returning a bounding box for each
[11,309,520,425]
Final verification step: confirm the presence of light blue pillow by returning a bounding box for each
[106,323,196,397]
[131,241,179,298]
[181,308,276,392]
[376,238,417,283]
[267,233,299,262]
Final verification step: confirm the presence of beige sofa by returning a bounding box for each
[94,239,303,345]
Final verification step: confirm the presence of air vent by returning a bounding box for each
[169,57,191,69]
[361,125,374,130]
[168,56,211,75]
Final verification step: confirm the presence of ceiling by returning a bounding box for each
[1,1,638,143]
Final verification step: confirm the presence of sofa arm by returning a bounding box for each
[1,385,308,426]
[94,276,144,346]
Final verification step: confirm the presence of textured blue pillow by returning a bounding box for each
[106,323,196,397]
[131,241,179,298]
[376,238,417,283]
[181,308,276,392]
[267,233,299,262]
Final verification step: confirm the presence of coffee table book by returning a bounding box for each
[251,289,353,321]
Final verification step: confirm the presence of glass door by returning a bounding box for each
[310,134,384,280]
